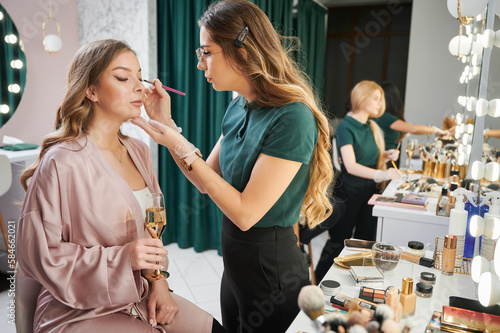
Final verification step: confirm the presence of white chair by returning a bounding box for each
[332,137,342,172]
[0,154,40,333]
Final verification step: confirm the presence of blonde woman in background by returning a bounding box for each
[132,0,333,331]
[313,80,402,282]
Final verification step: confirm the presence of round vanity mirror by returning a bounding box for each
[0,3,26,129]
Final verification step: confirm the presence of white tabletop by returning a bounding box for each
[372,176,448,226]
[286,248,477,332]
[0,148,40,164]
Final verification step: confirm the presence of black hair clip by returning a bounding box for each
[234,26,249,47]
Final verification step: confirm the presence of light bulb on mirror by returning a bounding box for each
[485,162,500,182]
[0,105,9,114]
[476,98,489,117]
[457,96,467,106]
[470,215,485,236]
[467,124,474,134]
[482,29,496,48]
[489,99,500,117]
[471,53,482,66]
[4,34,17,44]
[471,161,485,180]
[484,216,500,240]
[456,112,463,124]
[10,59,23,69]
[495,241,500,276]
[478,271,500,307]
[471,256,491,283]
[466,97,477,112]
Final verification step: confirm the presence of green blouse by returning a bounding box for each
[219,95,317,228]
[335,115,379,167]
[374,112,401,150]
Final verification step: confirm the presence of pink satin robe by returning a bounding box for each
[17,135,212,332]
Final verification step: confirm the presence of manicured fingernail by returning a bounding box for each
[163,256,166,261]
[160,266,165,270]
[149,318,154,326]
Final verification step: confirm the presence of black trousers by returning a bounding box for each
[220,216,309,333]
[315,171,379,281]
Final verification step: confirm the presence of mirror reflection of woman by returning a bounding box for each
[132,1,333,331]
[16,39,220,333]
[375,82,449,166]
[313,81,401,282]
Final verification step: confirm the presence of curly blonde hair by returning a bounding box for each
[20,39,133,191]
[199,0,333,228]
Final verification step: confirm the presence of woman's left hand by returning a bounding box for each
[148,280,179,326]
[384,149,400,161]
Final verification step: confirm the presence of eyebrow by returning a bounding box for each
[112,66,141,73]
[199,44,212,48]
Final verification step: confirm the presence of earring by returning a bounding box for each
[91,97,96,101]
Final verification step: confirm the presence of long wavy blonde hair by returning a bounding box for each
[199,0,333,228]
[20,39,133,191]
[350,80,387,189]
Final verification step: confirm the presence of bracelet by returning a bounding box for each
[180,149,202,172]
[432,126,439,134]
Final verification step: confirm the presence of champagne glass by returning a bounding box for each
[144,193,169,281]
[405,139,418,175]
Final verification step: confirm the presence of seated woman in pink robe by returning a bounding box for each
[16,39,223,333]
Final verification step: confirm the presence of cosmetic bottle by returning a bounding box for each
[463,185,489,258]
[442,235,457,276]
[448,188,469,260]
[385,286,399,320]
[399,277,416,317]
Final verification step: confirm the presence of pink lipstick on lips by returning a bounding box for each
[143,79,186,96]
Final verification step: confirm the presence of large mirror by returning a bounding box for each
[0,3,26,128]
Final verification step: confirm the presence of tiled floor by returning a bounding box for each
[0,231,328,332]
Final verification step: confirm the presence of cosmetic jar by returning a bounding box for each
[416,282,433,298]
[420,272,436,285]
[320,280,341,297]
[406,241,425,257]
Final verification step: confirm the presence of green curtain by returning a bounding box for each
[296,0,327,98]
[156,0,326,253]
[157,0,231,253]
[0,4,26,127]
[250,0,293,35]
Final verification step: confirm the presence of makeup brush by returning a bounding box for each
[143,79,186,96]
[298,285,327,333]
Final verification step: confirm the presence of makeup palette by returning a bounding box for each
[358,286,386,304]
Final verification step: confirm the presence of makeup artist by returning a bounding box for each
[375,82,449,167]
[16,39,221,333]
[132,0,333,331]
[313,81,402,282]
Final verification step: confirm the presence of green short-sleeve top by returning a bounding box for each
[335,115,379,167]
[219,95,317,228]
[374,112,400,150]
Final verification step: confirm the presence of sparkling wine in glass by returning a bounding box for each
[145,193,169,281]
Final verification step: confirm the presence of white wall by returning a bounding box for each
[405,0,464,130]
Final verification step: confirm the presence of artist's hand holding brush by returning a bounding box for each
[141,79,181,132]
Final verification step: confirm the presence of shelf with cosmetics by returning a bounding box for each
[286,245,491,332]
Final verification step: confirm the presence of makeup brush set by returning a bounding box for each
[297,285,410,333]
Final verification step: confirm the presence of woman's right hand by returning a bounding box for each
[129,238,167,271]
[142,79,173,126]
[374,168,402,183]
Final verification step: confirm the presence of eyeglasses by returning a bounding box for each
[195,48,223,69]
